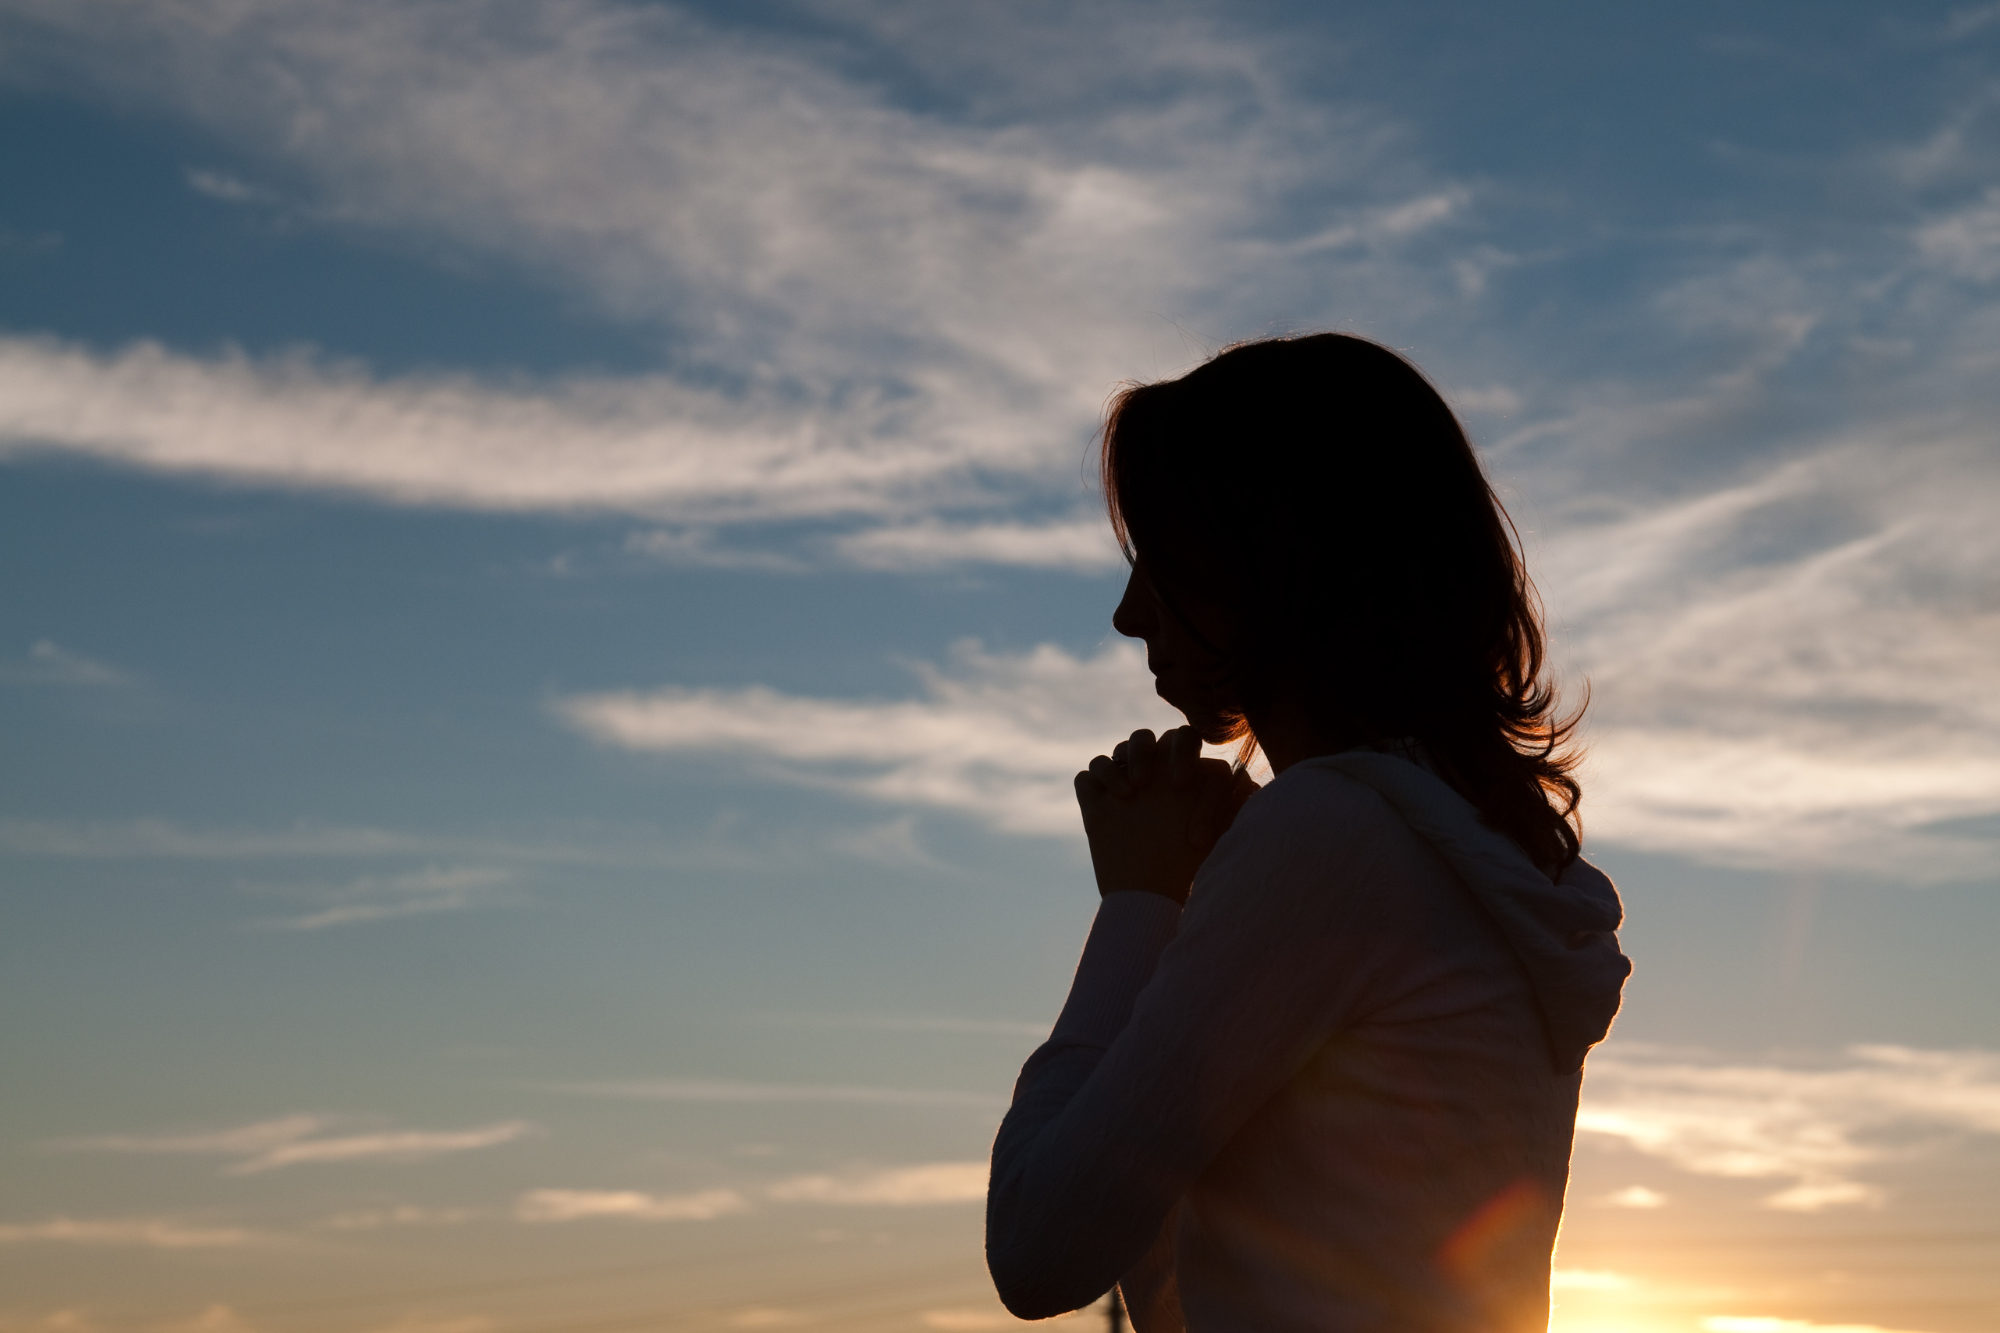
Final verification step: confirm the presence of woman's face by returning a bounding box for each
[1112,557,1244,743]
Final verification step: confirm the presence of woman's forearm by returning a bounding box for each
[987,892,1182,1317]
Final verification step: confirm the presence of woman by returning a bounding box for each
[985,335,1630,1333]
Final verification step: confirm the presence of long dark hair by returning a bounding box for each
[1101,333,1584,870]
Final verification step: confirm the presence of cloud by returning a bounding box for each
[555,571,2000,876]
[0,817,458,860]
[251,865,515,930]
[1942,2,2000,41]
[0,0,1470,542]
[540,1079,1002,1109]
[158,1307,264,1333]
[0,337,1017,526]
[1577,1044,2000,1211]
[0,816,688,869]
[1916,186,2000,280]
[356,1318,493,1333]
[228,1123,533,1174]
[0,640,127,687]
[1599,1185,1666,1209]
[323,1205,482,1230]
[1549,1270,1632,1292]
[724,1310,810,1329]
[513,1188,748,1223]
[0,1218,261,1249]
[620,528,809,573]
[767,1013,1046,1039]
[765,1162,987,1206]
[830,517,1123,572]
[2,2,1997,885]
[54,1115,534,1174]
[1540,432,2000,879]
[556,639,1178,836]
[186,169,270,205]
[919,1312,1020,1331]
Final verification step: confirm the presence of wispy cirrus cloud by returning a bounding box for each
[0,817,467,861]
[0,337,1004,525]
[556,639,1177,837]
[323,1205,483,1231]
[765,1161,986,1206]
[1578,1044,2000,1211]
[0,1217,264,1248]
[556,604,2000,877]
[513,1160,987,1226]
[766,1013,1046,1040]
[1541,431,2000,880]
[251,865,516,930]
[540,1078,1002,1109]
[52,1115,535,1175]
[0,640,128,687]
[829,517,1124,573]
[2,1,1998,890]
[0,0,1469,536]
[513,1187,749,1223]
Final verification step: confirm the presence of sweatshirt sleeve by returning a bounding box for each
[985,773,1406,1320]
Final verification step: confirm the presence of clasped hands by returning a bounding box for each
[1074,726,1261,905]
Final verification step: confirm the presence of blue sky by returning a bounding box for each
[2,3,1999,1331]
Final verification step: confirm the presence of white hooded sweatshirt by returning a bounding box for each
[986,749,1631,1332]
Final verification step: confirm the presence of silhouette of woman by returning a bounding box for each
[986,335,1631,1332]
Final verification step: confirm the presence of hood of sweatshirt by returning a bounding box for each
[1305,749,1631,1074]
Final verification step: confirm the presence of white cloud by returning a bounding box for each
[1916,186,2000,280]
[186,169,270,205]
[554,558,2000,875]
[919,1312,1020,1331]
[1577,1044,2000,1211]
[724,1310,810,1329]
[1599,1185,1666,1209]
[0,817,456,860]
[540,1079,1001,1109]
[323,1205,482,1230]
[54,1115,534,1174]
[1541,432,2000,879]
[768,1013,1045,1039]
[252,865,515,930]
[228,1123,533,1173]
[513,1187,748,1223]
[830,517,1124,572]
[621,528,808,573]
[557,639,1178,836]
[356,1317,493,1333]
[0,816,695,870]
[1,2,1996,886]
[1942,2,2000,40]
[0,337,1012,525]
[155,1299,261,1333]
[766,1161,986,1206]
[0,640,127,687]
[0,0,1468,540]
[0,1218,262,1249]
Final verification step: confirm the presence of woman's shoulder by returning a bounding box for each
[1213,758,1431,878]
[1235,758,1403,836]
[1186,757,1467,947]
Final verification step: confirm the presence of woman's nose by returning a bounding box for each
[1112,567,1153,640]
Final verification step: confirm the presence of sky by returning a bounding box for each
[2,1,1999,1330]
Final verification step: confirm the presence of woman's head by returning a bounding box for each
[1101,333,1583,868]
